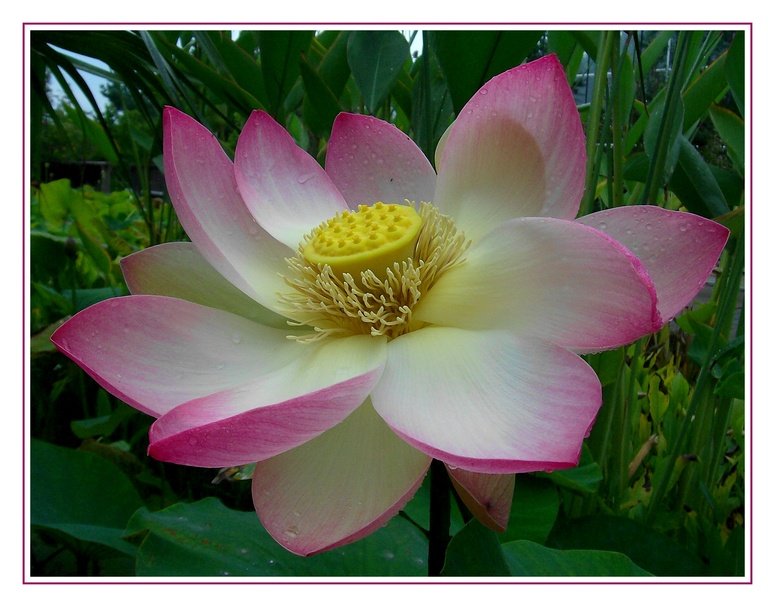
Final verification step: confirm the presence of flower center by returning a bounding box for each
[280,202,469,342]
[302,202,422,278]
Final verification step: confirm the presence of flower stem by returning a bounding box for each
[428,459,450,576]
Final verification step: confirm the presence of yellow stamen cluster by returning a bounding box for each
[279,202,469,341]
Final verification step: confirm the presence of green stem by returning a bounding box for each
[641,31,689,205]
[579,31,615,216]
[645,235,744,523]
[428,459,451,576]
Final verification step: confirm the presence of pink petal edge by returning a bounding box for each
[326,112,436,208]
[235,109,348,249]
[147,368,384,468]
[578,206,730,321]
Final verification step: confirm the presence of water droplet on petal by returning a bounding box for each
[479,88,488,95]
[284,526,299,539]
[231,333,242,344]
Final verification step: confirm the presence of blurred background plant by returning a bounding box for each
[28,29,745,577]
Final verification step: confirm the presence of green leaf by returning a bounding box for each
[259,31,313,118]
[315,31,353,99]
[711,165,745,209]
[401,472,465,535]
[682,53,729,129]
[433,31,543,113]
[441,520,510,576]
[31,439,143,556]
[61,287,125,312]
[670,136,730,217]
[501,476,559,544]
[38,179,73,231]
[641,31,675,74]
[30,318,66,355]
[30,232,70,283]
[725,32,745,116]
[156,35,261,114]
[300,56,342,138]
[547,515,705,576]
[501,540,651,576]
[347,31,410,114]
[537,447,603,494]
[569,31,602,59]
[411,50,454,162]
[128,498,428,576]
[709,104,744,173]
[71,403,136,439]
[204,31,268,107]
[644,96,685,187]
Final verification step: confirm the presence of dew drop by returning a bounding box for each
[679,223,688,232]
[598,221,607,230]
[231,333,242,344]
[297,173,315,184]
[284,526,300,539]
[479,88,488,95]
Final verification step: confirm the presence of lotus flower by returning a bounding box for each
[51,55,729,556]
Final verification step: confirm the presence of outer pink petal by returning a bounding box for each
[414,217,661,352]
[50,295,299,418]
[252,401,430,556]
[147,335,387,467]
[163,107,291,314]
[121,242,288,328]
[325,112,436,208]
[577,206,729,321]
[371,327,602,474]
[235,110,348,248]
[446,467,515,532]
[434,54,586,240]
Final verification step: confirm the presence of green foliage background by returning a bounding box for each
[29,29,745,577]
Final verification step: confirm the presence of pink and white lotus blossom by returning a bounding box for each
[51,55,728,556]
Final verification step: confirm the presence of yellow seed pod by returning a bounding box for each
[303,202,422,277]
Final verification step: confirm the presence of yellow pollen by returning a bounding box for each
[302,202,422,277]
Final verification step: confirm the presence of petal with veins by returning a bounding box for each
[121,242,288,328]
[163,107,291,313]
[371,327,601,474]
[434,55,585,240]
[415,217,661,352]
[252,401,430,556]
[326,112,436,208]
[147,334,386,467]
[235,110,348,249]
[578,206,729,321]
[51,295,299,418]
[447,467,515,532]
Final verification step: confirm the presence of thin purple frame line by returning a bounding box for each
[22,23,753,584]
